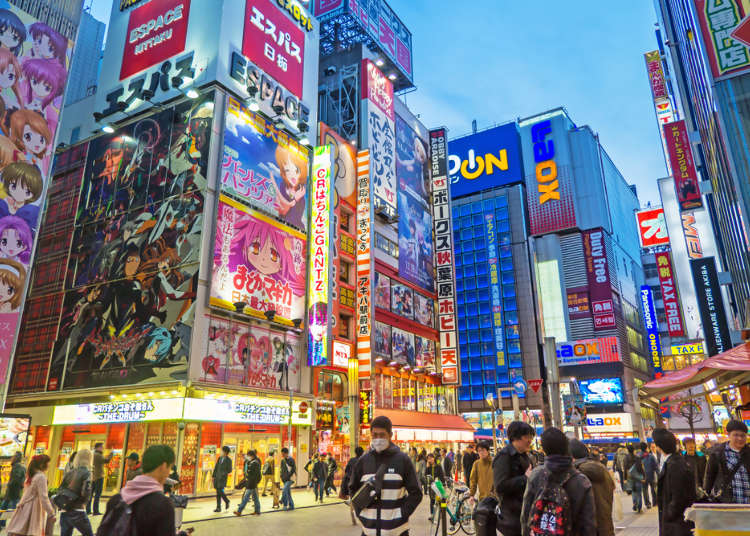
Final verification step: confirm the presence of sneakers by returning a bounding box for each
[233,511,241,516]
[213,508,221,513]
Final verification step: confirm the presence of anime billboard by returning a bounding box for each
[0,5,74,384]
[397,190,433,291]
[395,115,429,202]
[374,272,390,310]
[373,321,391,361]
[319,122,356,208]
[47,96,214,391]
[392,326,415,367]
[221,97,309,231]
[211,195,306,324]
[415,335,435,372]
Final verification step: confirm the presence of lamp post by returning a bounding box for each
[485,392,497,453]
[348,354,360,453]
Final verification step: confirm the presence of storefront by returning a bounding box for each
[371,408,474,454]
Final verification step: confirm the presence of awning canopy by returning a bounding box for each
[639,342,750,408]
[373,408,475,442]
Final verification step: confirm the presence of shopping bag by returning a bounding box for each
[613,490,623,521]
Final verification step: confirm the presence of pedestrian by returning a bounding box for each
[627,445,646,513]
[280,447,296,511]
[425,453,445,520]
[704,419,750,504]
[63,451,77,475]
[409,447,418,467]
[88,443,112,516]
[124,452,142,483]
[212,445,232,512]
[571,439,614,536]
[462,443,479,484]
[469,441,494,500]
[455,448,463,480]
[305,453,318,488]
[312,452,328,503]
[415,450,427,494]
[615,444,629,490]
[0,452,25,531]
[59,448,94,536]
[701,439,713,457]
[640,442,658,509]
[98,445,176,536]
[520,428,596,536]
[441,448,454,485]
[325,452,338,496]
[234,450,261,516]
[6,455,55,536]
[653,428,695,536]
[260,451,275,497]
[494,421,535,536]
[341,446,364,499]
[348,416,422,535]
[682,437,707,498]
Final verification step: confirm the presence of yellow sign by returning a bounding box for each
[671,342,704,355]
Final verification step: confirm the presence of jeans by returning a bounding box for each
[644,477,657,507]
[237,488,260,514]
[281,480,294,509]
[631,481,643,511]
[314,479,325,501]
[0,497,18,529]
[215,487,229,510]
[87,477,104,514]
[60,510,94,536]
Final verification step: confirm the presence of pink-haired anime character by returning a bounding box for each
[21,58,66,128]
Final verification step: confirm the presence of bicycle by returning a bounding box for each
[429,479,475,536]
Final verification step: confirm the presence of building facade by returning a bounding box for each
[64,10,105,105]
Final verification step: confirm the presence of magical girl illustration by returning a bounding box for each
[0,47,21,111]
[0,214,32,263]
[0,9,25,57]
[25,23,67,66]
[20,58,66,128]
[0,257,24,312]
[273,145,308,229]
[0,161,42,232]
[10,108,50,170]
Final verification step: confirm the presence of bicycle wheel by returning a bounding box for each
[457,498,476,535]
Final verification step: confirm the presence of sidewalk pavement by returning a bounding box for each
[615,490,660,536]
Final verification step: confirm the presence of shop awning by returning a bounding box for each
[373,409,475,442]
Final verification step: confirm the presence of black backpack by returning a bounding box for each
[526,468,574,536]
[95,493,156,536]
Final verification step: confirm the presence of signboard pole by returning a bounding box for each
[544,337,562,428]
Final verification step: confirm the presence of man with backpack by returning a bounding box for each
[279,447,296,511]
[704,419,750,504]
[653,428,695,536]
[521,427,596,536]
[234,449,262,516]
[626,447,646,513]
[97,445,176,536]
[325,452,338,496]
[58,448,94,536]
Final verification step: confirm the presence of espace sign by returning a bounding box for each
[121,0,191,80]
[585,412,632,434]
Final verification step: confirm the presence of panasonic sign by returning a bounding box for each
[640,285,662,375]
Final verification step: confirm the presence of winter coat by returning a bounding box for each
[212,455,232,489]
[574,457,615,536]
[703,442,750,503]
[657,453,695,536]
[60,466,93,511]
[462,451,479,481]
[469,457,494,500]
[243,457,262,490]
[312,460,328,482]
[415,458,426,483]
[280,456,296,483]
[615,448,629,472]
[442,456,454,480]
[425,462,445,484]
[92,450,112,481]
[521,455,596,536]
[5,461,26,501]
[493,443,532,536]
[6,472,55,536]
[642,452,659,482]
[683,453,707,492]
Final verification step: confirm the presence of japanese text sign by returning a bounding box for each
[485,213,506,367]
[664,120,702,210]
[644,51,667,100]
[53,398,185,424]
[184,397,312,425]
[654,251,685,337]
[355,151,373,378]
[695,0,750,80]
[636,208,670,247]
[583,229,616,330]
[640,286,663,375]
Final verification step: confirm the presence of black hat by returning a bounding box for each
[371,415,392,434]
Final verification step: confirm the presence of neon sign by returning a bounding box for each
[531,120,559,204]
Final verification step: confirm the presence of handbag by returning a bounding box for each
[170,494,189,509]
[706,457,745,503]
[351,464,387,516]
[235,477,248,490]
[52,487,79,510]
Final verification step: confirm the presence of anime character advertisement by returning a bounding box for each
[211,195,306,324]
[196,315,302,391]
[397,190,433,292]
[374,271,390,310]
[221,97,309,231]
[46,96,214,391]
[415,335,436,372]
[395,114,429,202]
[392,327,415,367]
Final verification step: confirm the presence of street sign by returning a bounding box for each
[512,378,528,396]
[528,379,543,393]
[732,15,750,47]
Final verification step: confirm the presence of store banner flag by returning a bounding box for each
[690,257,731,356]
[583,229,616,330]
[430,127,459,385]
[654,251,685,337]
[640,285,663,376]
[644,50,667,100]
[695,0,750,80]
[308,146,334,366]
[663,120,702,211]
[356,150,372,378]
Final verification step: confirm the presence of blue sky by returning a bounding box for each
[88,0,665,205]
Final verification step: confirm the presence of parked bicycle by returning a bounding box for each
[429,479,475,536]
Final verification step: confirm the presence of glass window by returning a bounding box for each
[499,232,511,246]
[477,273,488,288]
[504,298,517,311]
[461,205,472,217]
[475,249,488,262]
[502,271,515,284]
[500,245,512,258]
[461,228,473,240]
[465,302,479,316]
[463,252,474,265]
[452,206,461,219]
[472,213,483,226]
[495,196,508,208]
[478,300,491,314]
[481,341,494,356]
[503,286,516,298]
[498,220,511,233]
[458,386,471,401]
[476,262,488,275]
[506,324,520,339]
[473,225,484,238]
[474,237,485,250]
[483,199,494,211]
[463,265,475,278]
[453,240,463,254]
[469,343,481,357]
[464,276,476,290]
[457,304,466,319]
[480,314,492,328]
[456,278,464,294]
[472,202,483,214]
[505,311,519,325]
[480,329,493,342]
[501,258,513,271]
[465,290,477,303]
[468,315,479,330]
[461,216,472,229]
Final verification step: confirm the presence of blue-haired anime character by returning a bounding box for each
[143,327,172,363]
[0,9,26,57]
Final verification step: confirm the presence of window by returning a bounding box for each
[339,314,352,340]
[70,126,80,144]
[318,370,346,402]
[375,233,398,258]
[340,260,352,284]
[340,210,352,233]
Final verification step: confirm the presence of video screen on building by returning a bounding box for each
[0,415,30,458]
[578,378,624,405]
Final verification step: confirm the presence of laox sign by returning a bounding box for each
[586,416,622,426]
[531,120,560,204]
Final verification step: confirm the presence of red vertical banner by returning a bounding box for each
[654,251,685,337]
[583,229,615,330]
[663,120,702,210]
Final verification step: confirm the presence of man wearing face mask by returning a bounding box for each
[349,416,422,536]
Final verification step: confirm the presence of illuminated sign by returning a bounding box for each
[695,0,750,80]
[583,229,615,330]
[654,251,685,337]
[636,208,670,248]
[308,146,334,366]
[53,399,185,425]
[556,337,620,366]
[355,150,372,378]
[430,128,459,384]
[0,415,29,459]
[671,342,704,355]
[332,340,351,368]
[690,257,731,356]
[531,120,559,204]
[485,213,505,366]
[640,285,662,375]
[567,287,590,320]
[682,212,703,259]
[359,390,372,428]
[579,378,624,405]
[275,0,314,31]
[664,120,702,211]
[183,397,312,425]
[584,412,633,433]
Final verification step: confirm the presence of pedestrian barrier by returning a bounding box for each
[686,504,750,536]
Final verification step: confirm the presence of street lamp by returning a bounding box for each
[485,392,497,453]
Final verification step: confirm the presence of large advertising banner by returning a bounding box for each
[48,96,214,391]
[211,195,306,323]
[583,229,616,330]
[485,212,506,367]
[556,337,621,366]
[640,285,663,376]
[644,50,667,100]
[362,59,397,218]
[355,150,372,378]
[695,0,750,80]
[415,335,435,372]
[664,120,702,211]
[654,251,685,337]
[397,191,433,292]
[222,97,309,230]
[392,326,415,367]
[635,208,670,247]
[0,5,74,386]
[319,122,357,208]
[396,114,430,202]
[690,257,732,356]
[430,128,459,384]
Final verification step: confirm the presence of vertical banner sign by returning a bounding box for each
[430,128,459,385]
[690,257,731,356]
[695,0,750,80]
[663,120,702,211]
[654,251,685,337]
[362,59,397,219]
[355,151,372,378]
[308,146,334,366]
[644,51,667,100]
[583,229,616,330]
[640,286,663,376]
[484,213,505,366]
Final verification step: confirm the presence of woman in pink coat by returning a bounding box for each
[6,455,55,536]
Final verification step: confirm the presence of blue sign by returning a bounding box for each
[448,123,523,198]
[484,213,506,366]
[578,378,624,405]
[639,285,663,375]
[512,378,527,396]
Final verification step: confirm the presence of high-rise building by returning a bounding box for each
[64,10,105,105]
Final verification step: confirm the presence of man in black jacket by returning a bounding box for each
[704,419,750,504]
[461,444,478,484]
[654,428,695,536]
[60,448,94,536]
[342,446,364,498]
[312,453,329,502]
[682,437,707,497]
[212,446,232,512]
[234,450,262,516]
[0,452,25,530]
[494,421,535,536]
[424,453,445,521]
[441,448,453,485]
[349,416,422,536]
[279,447,296,511]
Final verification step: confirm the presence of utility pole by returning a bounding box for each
[544,337,562,427]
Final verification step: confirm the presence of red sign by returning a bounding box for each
[644,51,667,100]
[583,229,615,331]
[732,14,750,47]
[695,0,750,80]
[299,401,309,414]
[654,252,685,337]
[635,208,670,247]
[242,0,305,98]
[663,120,702,211]
[528,379,543,394]
[120,0,191,80]
[361,59,394,120]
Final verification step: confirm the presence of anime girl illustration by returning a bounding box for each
[10,109,51,171]
[0,47,21,111]
[26,23,67,66]
[0,257,24,312]
[0,215,32,263]
[20,58,66,128]
[0,9,25,57]
[273,145,308,229]
[0,161,42,232]
[140,327,172,363]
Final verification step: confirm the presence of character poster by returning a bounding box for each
[414,292,434,328]
[196,315,301,391]
[0,4,74,383]
[392,327,415,367]
[211,195,306,323]
[373,321,391,361]
[397,190,433,292]
[374,271,390,310]
[47,96,215,390]
[415,335,435,372]
[221,97,309,231]
[396,114,429,201]
[390,280,414,319]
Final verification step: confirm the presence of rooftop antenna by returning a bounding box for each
[471,119,477,134]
